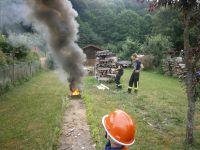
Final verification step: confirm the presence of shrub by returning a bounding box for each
[119,37,141,60]
[0,34,13,55]
[141,55,155,70]
[142,34,173,68]
[46,56,55,70]
[0,34,29,63]
[0,49,7,66]
[26,51,40,62]
[14,46,29,61]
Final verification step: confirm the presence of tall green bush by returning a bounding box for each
[0,34,13,55]
[26,51,40,62]
[119,37,141,60]
[0,49,7,66]
[142,34,173,67]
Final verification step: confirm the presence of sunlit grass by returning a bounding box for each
[83,69,200,150]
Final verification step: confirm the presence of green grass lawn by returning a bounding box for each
[83,69,200,150]
[0,71,67,150]
[0,70,199,150]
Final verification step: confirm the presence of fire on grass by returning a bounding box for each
[69,79,82,98]
[71,88,81,96]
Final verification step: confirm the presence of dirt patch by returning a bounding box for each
[58,99,95,150]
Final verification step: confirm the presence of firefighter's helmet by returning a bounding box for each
[102,109,136,146]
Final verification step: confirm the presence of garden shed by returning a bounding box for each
[82,45,103,66]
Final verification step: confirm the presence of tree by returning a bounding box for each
[70,0,152,47]
[142,34,173,67]
[119,37,141,59]
[139,14,153,42]
[143,0,200,144]
[115,10,141,42]
[152,8,184,50]
[103,43,119,54]
[78,21,103,46]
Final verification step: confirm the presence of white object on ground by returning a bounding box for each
[96,85,105,90]
[96,84,110,90]
[100,84,110,90]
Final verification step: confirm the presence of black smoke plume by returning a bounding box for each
[26,0,86,87]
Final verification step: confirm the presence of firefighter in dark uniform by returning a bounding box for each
[128,53,142,93]
[115,63,124,89]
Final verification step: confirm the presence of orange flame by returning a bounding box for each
[71,88,80,96]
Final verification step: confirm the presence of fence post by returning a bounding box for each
[12,63,14,83]
[30,62,32,76]
[3,67,5,87]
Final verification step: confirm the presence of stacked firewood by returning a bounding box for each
[162,57,186,78]
[95,50,117,81]
[162,58,173,76]
[172,57,186,77]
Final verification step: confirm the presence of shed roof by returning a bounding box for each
[82,45,104,51]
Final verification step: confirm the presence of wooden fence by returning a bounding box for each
[0,61,41,91]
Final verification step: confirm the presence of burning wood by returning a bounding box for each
[69,78,82,98]
[69,88,81,98]
[71,88,81,96]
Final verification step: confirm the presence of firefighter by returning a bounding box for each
[196,71,200,78]
[128,53,143,94]
[115,63,124,89]
[102,109,136,150]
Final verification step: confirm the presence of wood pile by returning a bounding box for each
[162,57,186,78]
[162,58,173,76]
[95,50,117,82]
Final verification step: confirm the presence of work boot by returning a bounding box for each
[116,84,122,89]
[117,85,122,89]
[134,89,138,95]
[128,88,132,93]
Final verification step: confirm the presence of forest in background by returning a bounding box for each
[70,0,199,60]
[0,0,199,66]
